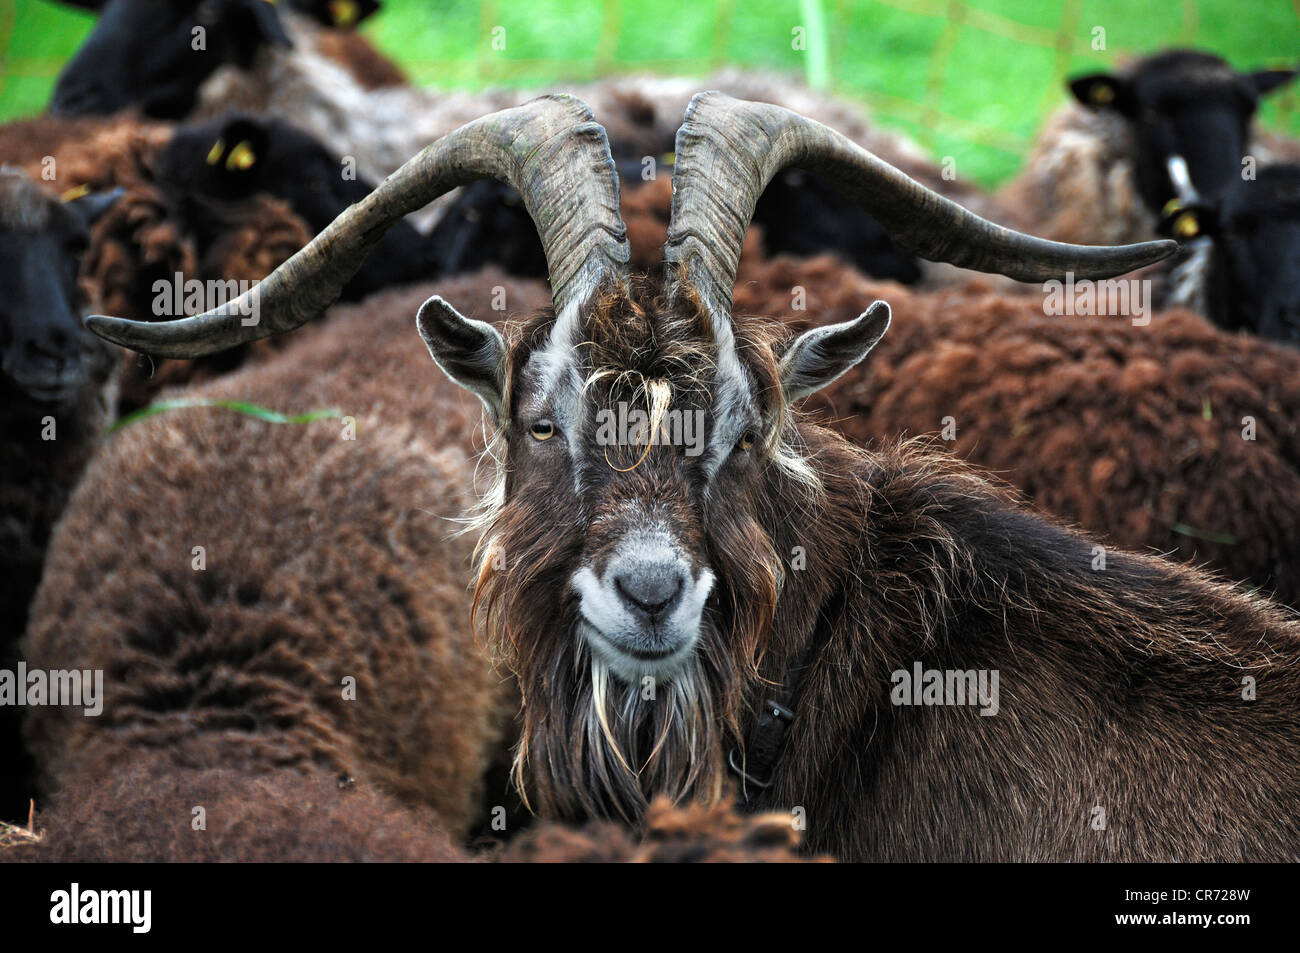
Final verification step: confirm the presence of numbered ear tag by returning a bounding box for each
[330,0,361,28]
[1171,210,1200,239]
[226,141,258,172]
[1089,81,1116,105]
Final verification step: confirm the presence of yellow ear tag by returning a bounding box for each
[1090,82,1115,105]
[330,0,361,28]
[1172,211,1200,239]
[60,183,91,203]
[226,141,257,172]
[206,138,226,165]
[1161,198,1184,217]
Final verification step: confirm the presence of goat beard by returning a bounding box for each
[473,486,783,823]
[477,566,771,825]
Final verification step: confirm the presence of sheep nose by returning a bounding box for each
[614,568,685,622]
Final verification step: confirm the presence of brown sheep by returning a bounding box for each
[21,273,550,839]
[732,253,1300,608]
[2,755,815,863]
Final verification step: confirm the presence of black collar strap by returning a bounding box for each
[728,644,811,804]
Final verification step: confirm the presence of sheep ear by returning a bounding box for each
[64,186,125,226]
[1250,68,1297,97]
[1069,73,1137,117]
[416,295,507,425]
[240,0,292,49]
[779,300,891,402]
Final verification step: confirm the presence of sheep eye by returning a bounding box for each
[529,419,555,441]
[736,431,755,453]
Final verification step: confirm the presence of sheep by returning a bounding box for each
[1002,49,1298,246]
[0,169,120,822]
[50,2,993,277]
[0,110,437,409]
[194,46,1000,249]
[155,112,432,299]
[48,0,399,119]
[20,270,553,841]
[1153,163,1300,341]
[4,754,815,862]
[91,96,1300,863]
[730,253,1300,609]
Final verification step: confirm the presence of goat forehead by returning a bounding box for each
[516,310,759,489]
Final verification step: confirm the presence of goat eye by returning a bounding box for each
[736,431,755,453]
[529,420,556,441]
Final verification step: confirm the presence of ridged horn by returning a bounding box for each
[663,91,1176,319]
[87,95,630,358]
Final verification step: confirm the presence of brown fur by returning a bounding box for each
[497,795,824,863]
[9,755,465,863]
[458,269,1300,861]
[21,274,550,839]
[999,103,1151,245]
[310,27,407,90]
[2,757,813,863]
[733,254,1300,608]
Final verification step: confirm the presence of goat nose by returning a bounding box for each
[614,569,685,621]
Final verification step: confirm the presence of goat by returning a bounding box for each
[1155,163,1300,341]
[90,96,1300,865]
[1002,49,1297,245]
[731,253,1300,609]
[0,169,120,822]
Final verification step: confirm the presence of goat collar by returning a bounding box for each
[728,642,813,805]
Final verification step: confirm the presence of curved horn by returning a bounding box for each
[87,95,630,358]
[663,91,1176,318]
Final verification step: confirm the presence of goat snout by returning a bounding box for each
[571,532,714,683]
[614,563,685,623]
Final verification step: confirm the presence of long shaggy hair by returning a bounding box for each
[470,279,800,821]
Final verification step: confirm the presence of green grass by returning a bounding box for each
[1,0,1296,185]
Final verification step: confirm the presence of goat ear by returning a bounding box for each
[416,295,507,425]
[779,300,891,402]
[1249,68,1297,97]
[1069,73,1137,116]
